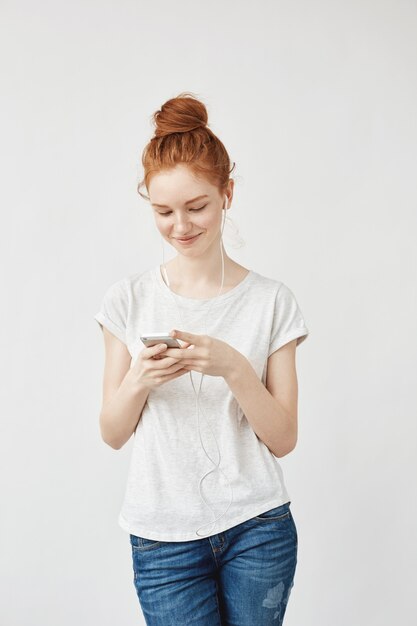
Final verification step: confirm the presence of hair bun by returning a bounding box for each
[152,91,208,138]
[139,92,237,214]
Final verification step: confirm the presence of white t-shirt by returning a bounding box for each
[94,264,309,542]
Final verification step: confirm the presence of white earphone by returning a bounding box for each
[161,197,234,537]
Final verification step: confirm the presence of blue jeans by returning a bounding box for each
[129,501,298,625]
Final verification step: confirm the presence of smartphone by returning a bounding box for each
[140,334,182,349]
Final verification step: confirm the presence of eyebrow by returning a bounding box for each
[151,194,209,209]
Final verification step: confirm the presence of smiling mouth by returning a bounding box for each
[176,233,202,241]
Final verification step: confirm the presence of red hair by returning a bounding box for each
[137,92,236,201]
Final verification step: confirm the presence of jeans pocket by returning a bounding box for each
[130,533,161,551]
[254,501,291,522]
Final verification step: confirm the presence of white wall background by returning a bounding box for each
[1,0,416,624]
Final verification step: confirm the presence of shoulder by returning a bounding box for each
[104,266,154,299]
[98,276,129,307]
[248,269,289,299]
[124,266,156,290]
[254,269,302,295]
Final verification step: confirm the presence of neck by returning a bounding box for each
[164,238,236,291]
[173,248,228,286]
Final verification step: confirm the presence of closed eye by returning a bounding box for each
[158,205,207,216]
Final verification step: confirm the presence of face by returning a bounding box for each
[149,164,233,254]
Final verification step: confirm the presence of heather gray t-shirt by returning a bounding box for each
[94,264,309,542]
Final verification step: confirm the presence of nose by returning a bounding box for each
[172,214,193,235]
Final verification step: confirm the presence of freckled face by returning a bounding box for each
[149,165,230,254]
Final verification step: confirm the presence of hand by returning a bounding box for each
[163,329,239,378]
[131,340,192,389]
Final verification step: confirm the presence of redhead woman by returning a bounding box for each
[94,92,309,625]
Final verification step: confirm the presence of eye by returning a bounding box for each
[158,205,207,216]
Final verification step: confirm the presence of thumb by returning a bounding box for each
[170,329,197,343]
[176,339,192,348]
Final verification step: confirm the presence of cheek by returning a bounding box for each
[155,218,170,235]
[199,213,217,230]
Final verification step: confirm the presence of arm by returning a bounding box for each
[98,326,150,450]
[100,370,150,450]
[224,339,299,458]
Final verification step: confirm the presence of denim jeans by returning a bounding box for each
[129,501,298,625]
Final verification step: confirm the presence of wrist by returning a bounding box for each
[224,349,246,383]
[125,366,150,395]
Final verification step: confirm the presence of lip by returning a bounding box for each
[175,233,202,244]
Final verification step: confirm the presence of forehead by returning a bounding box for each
[149,165,212,203]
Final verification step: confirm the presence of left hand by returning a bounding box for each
[163,329,239,378]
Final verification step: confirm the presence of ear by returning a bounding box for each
[226,179,234,207]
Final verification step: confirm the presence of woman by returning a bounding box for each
[94,92,309,625]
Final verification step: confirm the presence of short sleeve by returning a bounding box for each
[268,283,309,357]
[94,278,128,345]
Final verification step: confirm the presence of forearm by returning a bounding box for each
[224,354,296,458]
[100,368,150,450]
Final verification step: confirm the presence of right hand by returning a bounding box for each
[131,341,193,389]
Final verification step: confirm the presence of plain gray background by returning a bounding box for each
[1,1,416,624]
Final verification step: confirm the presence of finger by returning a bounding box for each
[176,339,192,348]
[153,355,183,369]
[170,329,199,343]
[147,343,168,359]
[163,367,190,382]
[164,345,196,359]
[178,361,198,368]
[156,340,192,359]
[157,361,188,375]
